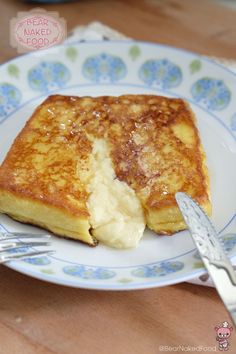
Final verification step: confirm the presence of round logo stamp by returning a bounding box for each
[10,8,67,53]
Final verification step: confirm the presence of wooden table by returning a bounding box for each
[0,0,236,353]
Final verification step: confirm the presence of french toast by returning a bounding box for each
[0,94,211,248]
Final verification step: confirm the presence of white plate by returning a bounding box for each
[0,40,236,290]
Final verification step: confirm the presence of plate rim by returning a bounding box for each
[0,40,236,289]
[1,39,236,79]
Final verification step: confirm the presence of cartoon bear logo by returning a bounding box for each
[215,321,233,351]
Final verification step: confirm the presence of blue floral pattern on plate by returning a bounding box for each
[0,41,236,290]
[28,61,71,92]
[6,246,51,265]
[63,265,116,280]
[223,233,236,252]
[82,53,127,83]
[24,256,51,266]
[131,261,184,278]
[230,113,236,131]
[0,83,21,120]
[193,251,201,260]
[6,246,29,254]
[193,233,236,260]
[139,59,182,89]
[191,77,231,110]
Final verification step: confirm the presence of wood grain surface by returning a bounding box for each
[0,0,236,353]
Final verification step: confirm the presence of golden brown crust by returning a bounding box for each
[0,95,92,218]
[106,96,210,211]
[0,94,211,239]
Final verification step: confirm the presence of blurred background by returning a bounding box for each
[0,0,235,63]
[216,0,236,9]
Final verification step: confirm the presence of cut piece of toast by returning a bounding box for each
[0,95,211,247]
[106,95,211,234]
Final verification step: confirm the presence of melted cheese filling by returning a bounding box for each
[87,139,145,249]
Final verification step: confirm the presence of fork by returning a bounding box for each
[0,231,54,264]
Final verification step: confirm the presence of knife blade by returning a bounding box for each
[175,192,236,327]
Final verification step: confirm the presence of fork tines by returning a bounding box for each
[0,231,53,264]
[0,231,51,241]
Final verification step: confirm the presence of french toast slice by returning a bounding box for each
[0,95,211,247]
[106,95,211,234]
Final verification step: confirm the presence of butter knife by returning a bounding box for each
[175,192,236,327]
